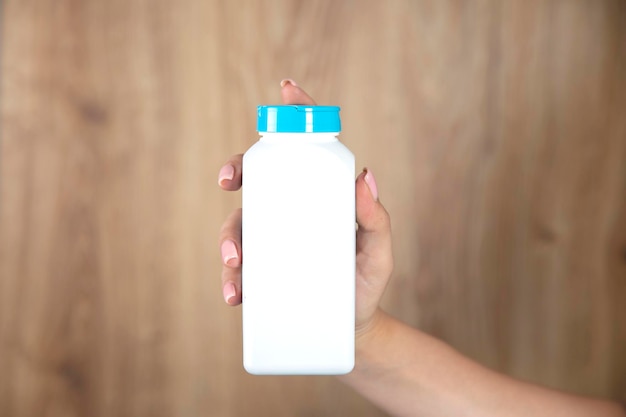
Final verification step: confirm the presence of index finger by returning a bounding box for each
[218,81,316,191]
[280,79,317,105]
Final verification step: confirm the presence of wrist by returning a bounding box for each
[352,308,393,375]
[355,308,387,346]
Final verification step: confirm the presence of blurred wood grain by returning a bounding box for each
[1,1,625,416]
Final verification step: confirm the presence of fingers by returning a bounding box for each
[355,168,394,322]
[218,79,315,191]
[218,153,243,191]
[280,79,317,105]
[219,208,242,305]
[217,80,318,307]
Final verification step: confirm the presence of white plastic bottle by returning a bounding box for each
[242,105,355,375]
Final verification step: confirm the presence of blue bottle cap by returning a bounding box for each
[257,105,341,133]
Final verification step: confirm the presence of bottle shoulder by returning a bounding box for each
[245,137,353,160]
[244,137,354,172]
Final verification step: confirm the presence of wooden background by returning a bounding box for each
[1,1,625,416]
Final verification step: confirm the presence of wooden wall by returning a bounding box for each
[1,1,625,416]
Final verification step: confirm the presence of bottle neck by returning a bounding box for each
[259,132,339,144]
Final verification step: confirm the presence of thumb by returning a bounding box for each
[355,169,394,321]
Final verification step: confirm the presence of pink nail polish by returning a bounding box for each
[280,78,298,88]
[363,168,379,201]
[223,282,237,304]
[218,164,235,186]
[221,239,239,266]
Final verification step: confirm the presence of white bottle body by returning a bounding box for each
[242,133,355,375]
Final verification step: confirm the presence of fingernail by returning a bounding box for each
[218,164,235,186]
[221,239,239,266]
[363,168,379,201]
[280,78,298,88]
[223,282,237,304]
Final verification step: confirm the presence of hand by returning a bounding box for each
[217,79,394,337]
